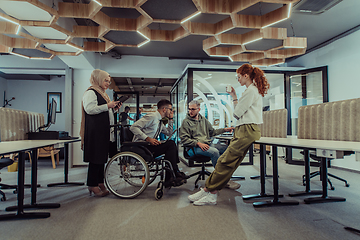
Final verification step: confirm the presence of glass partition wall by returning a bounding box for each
[171,65,328,166]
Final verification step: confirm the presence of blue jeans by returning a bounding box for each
[187,143,228,167]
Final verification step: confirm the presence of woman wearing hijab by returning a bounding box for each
[80,69,121,197]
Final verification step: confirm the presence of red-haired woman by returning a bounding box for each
[188,63,270,206]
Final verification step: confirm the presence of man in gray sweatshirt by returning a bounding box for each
[179,100,240,190]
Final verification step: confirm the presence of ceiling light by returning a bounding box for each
[210,55,229,58]
[137,31,150,40]
[181,11,201,24]
[0,16,19,25]
[10,52,29,59]
[138,40,150,48]
[16,25,21,35]
[93,0,102,6]
[243,38,262,45]
[228,56,234,62]
[66,43,84,51]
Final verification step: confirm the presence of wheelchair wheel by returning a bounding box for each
[105,152,150,199]
[154,188,163,200]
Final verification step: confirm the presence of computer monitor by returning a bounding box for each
[48,97,57,126]
[38,98,57,131]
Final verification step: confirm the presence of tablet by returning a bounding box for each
[116,95,130,103]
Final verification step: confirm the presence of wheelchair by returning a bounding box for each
[104,125,177,200]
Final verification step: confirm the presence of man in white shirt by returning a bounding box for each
[130,99,187,187]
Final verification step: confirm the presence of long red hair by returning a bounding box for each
[236,64,270,97]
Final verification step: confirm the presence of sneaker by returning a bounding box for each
[188,188,208,202]
[193,192,217,206]
[225,180,241,190]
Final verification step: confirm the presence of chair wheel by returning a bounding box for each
[13,190,17,194]
[1,196,5,201]
[345,183,350,187]
[155,188,163,200]
[330,187,335,190]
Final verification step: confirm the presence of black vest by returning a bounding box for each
[83,89,110,164]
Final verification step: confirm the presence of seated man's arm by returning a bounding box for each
[130,115,161,145]
[179,123,198,147]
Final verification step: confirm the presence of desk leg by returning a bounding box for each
[253,146,298,207]
[304,157,346,204]
[243,144,276,200]
[47,143,84,187]
[250,144,272,179]
[0,152,50,220]
[289,149,322,197]
[6,150,60,212]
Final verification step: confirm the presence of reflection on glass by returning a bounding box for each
[290,71,323,160]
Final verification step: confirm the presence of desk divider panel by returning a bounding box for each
[260,109,287,138]
[298,98,360,142]
[0,108,44,142]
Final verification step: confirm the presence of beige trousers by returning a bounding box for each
[205,124,261,192]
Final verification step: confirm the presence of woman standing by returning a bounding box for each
[188,63,270,205]
[80,69,121,197]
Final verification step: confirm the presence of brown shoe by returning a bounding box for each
[88,187,107,197]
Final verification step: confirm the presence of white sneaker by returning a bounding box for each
[193,192,217,206]
[225,180,241,190]
[188,188,208,202]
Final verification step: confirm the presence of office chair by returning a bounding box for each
[301,151,350,190]
[183,147,212,188]
[0,157,16,201]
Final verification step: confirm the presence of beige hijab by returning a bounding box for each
[80,69,111,149]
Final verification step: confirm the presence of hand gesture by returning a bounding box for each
[197,142,209,151]
[108,101,120,109]
[224,127,234,133]
[146,137,161,146]
[226,86,237,99]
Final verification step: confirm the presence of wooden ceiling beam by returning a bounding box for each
[110,18,137,31]
[0,22,19,35]
[84,41,106,52]
[215,17,234,34]
[173,27,190,42]
[231,52,264,62]
[182,22,215,35]
[203,36,219,50]
[100,0,136,8]
[88,1,103,19]
[266,48,306,58]
[262,27,287,39]
[229,45,246,56]
[261,4,290,28]
[73,26,100,38]
[92,11,111,29]
[58,2,89,18]
[283,37,307,48]
[0,44,10,53]
[232,14,261,29]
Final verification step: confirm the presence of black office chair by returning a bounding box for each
[0,157,16,201]
[301,151,350,190]
[183,147,212,188]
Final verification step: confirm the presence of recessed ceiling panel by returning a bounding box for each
[0,1,52,21]
[226,28,253,35]
[191,13,230,24]
[13,48,53,58]
[237,2,283,16]
[142,0,198,20]
[23,26,68,40]
[148,23,181,31]
[104,31,144,45]
[101,7,141,19]
[43,44,79,52]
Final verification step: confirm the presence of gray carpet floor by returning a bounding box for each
[1,154,360,240]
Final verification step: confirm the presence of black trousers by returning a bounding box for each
[145,140,180,173]
[87,163,105,187]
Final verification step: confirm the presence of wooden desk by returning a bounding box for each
[0,139,81,221]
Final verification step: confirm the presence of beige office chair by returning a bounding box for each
[37,146,60,169]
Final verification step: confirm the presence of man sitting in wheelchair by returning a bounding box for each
[130,99,188,188]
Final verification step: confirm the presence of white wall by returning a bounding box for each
[6,76,66,131]
[287,29,360,171]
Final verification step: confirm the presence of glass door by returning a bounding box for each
[286,66,328,163]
